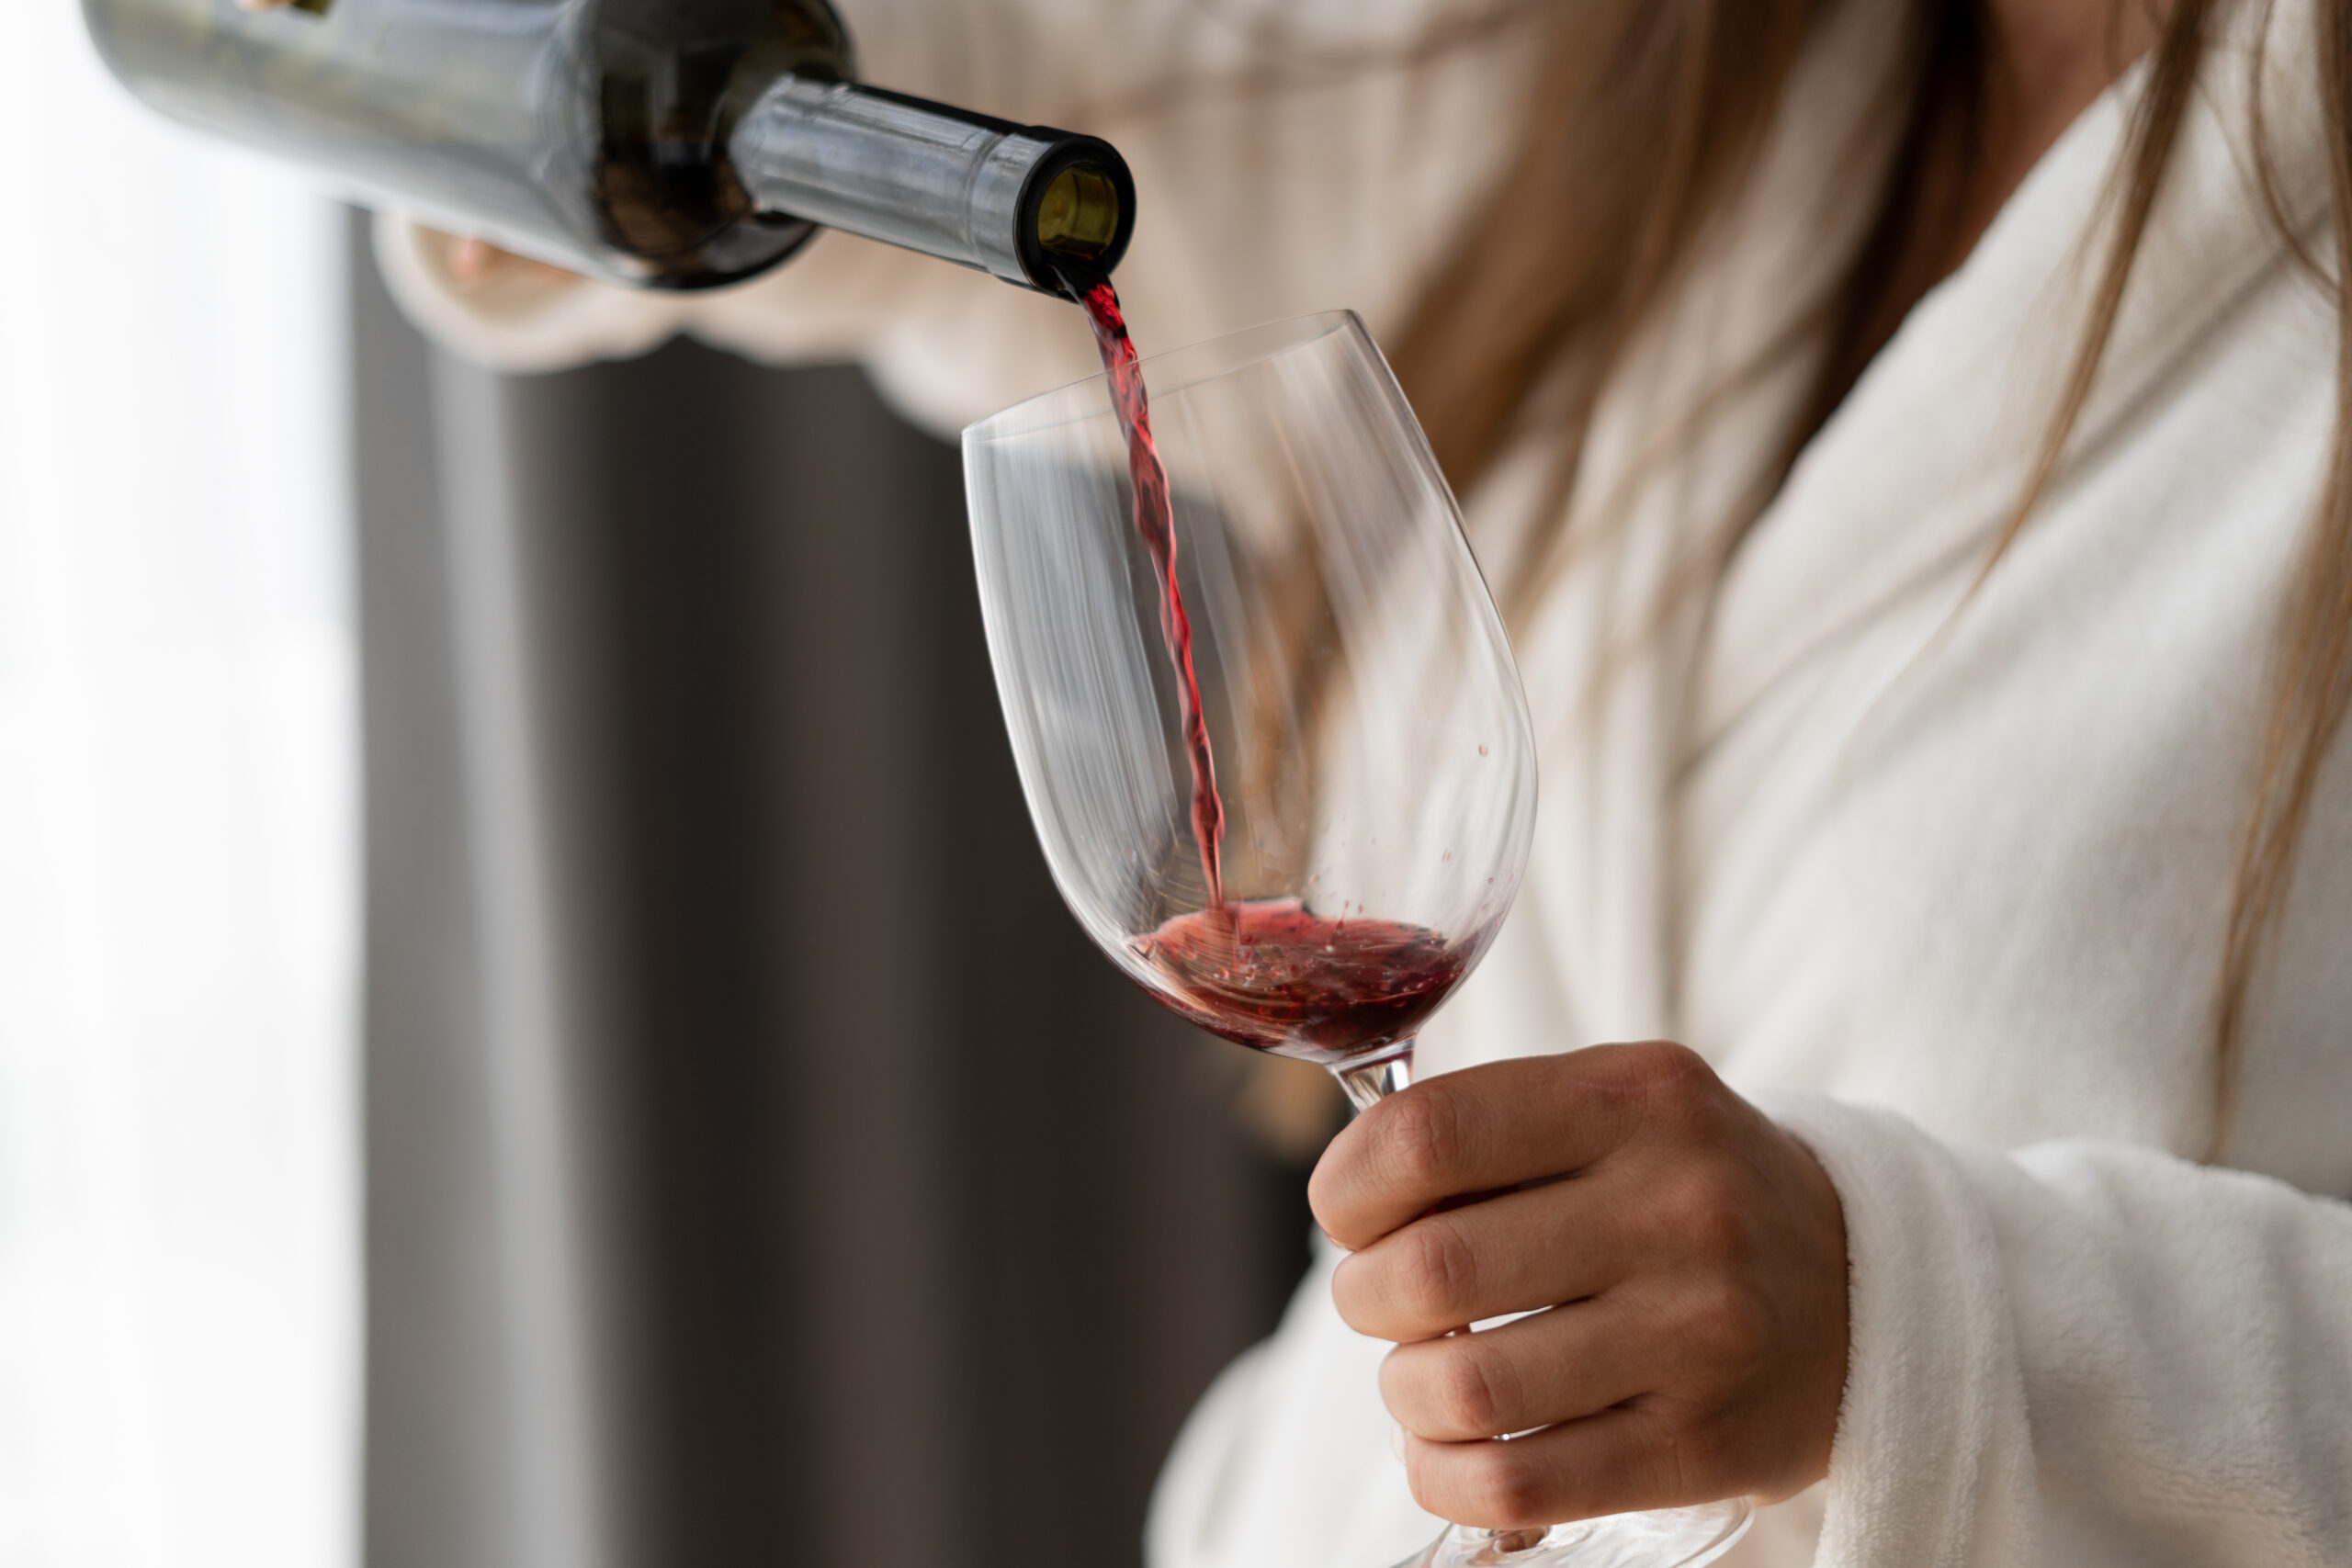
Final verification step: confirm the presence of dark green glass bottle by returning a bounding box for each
[83,0,1134,292]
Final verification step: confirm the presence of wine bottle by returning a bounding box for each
[83,0,1134,293]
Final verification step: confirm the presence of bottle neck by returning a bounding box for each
[729,78,1134,294]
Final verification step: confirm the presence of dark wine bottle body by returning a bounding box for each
[86,0,847,288]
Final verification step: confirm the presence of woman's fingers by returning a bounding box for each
[442,234,577,291]
[413,231,582,297]
[1314,1042,1852,1507]
[1331,1174,1635,1339]
[1309,1050,1662,1249]
[1378,1301,1656,1442]
[1401,1402,1733,1530]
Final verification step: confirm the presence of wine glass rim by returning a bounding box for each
[962,309,1363,445]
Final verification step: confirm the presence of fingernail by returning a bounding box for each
[1391,1423,1408,1463]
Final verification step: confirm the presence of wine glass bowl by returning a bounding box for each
[964,310,1536,1076]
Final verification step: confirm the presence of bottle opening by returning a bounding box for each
[1035,164,1122,259]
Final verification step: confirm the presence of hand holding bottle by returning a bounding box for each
[1308,1045,1850,1529]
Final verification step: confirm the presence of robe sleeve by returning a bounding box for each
[374,0,1528,433]
[1754,1088,2352,1567]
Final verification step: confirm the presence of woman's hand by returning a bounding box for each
[1307,1043,1849,1529]
[426,233,579,294]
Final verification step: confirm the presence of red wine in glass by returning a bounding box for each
[1128,898,1466,1067]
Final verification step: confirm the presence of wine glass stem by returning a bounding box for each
[1335,1045,1415,1112]
[1331,1043,1544,1563]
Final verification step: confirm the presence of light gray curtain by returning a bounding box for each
[349,218,1316,1568]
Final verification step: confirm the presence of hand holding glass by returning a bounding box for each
[963,311,1750,1568]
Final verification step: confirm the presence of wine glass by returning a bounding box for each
[962,310,1752,1568]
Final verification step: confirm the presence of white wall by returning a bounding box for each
[0,6,358,1566]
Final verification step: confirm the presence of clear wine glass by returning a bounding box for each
[962,310,1752,1568]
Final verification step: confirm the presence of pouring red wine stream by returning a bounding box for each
[1058,266,1468,1066]
[1064,269,1227,907]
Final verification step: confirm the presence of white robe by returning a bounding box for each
[384,1,2352,1562]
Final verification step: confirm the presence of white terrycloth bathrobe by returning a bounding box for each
[384,0,2352,1562]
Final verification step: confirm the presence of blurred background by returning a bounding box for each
[1,13,1335,1566]
[351,223,1330,1568]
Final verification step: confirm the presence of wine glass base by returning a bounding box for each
[1387,1500,1751,1568]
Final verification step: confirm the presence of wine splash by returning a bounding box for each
[1061,266,1227,908]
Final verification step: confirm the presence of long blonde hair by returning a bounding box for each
[1387,0,2352,1160]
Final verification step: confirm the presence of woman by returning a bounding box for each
[379,0,2352,1562]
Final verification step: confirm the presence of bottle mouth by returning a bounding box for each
[1036,164,1122,259]
[1015,139,1135,292]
